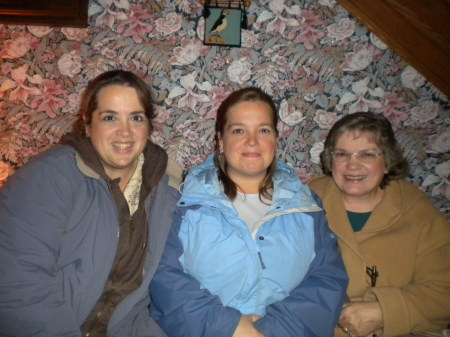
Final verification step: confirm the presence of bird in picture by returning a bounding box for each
[209,9,231,35]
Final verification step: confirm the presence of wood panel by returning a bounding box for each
[0,0,89,27]
[336,0,450,97]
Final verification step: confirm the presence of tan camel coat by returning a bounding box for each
[309,176,450,337]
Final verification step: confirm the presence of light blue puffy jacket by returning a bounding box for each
[150,154,348,337]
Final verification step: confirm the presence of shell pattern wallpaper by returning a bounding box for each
[0,0,449,219]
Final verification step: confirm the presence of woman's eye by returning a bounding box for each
[232,129,243,134]
[102,115,115,121]
[334,152,347,158]
[361,152,376,158]
[260,128,271,134]
[132,115,145,122]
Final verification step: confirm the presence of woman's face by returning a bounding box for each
[331,131,387,203]
[86,85,149,181]
[218,101,277,190]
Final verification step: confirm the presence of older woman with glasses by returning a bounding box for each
[309,112,450,337]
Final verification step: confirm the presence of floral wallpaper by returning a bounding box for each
[0,0,449,219]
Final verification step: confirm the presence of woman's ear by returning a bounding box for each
[217,133,224,153]
[84,122,91,138]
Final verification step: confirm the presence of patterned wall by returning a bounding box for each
[0,0,449,218]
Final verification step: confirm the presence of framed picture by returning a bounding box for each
[204,6,242,47]
[0,0,89,27]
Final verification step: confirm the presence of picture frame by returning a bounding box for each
[204,6,242,47]
[0,0,89,27]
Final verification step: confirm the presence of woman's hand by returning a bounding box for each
[338,301,383,337]
[232,315,265,337]
[247,315,261,323]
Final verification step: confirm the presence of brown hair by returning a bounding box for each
[320,112,409,188]
[73,70,155,136]
[214,87,279,201]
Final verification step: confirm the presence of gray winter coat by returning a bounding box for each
[0,144,179,337]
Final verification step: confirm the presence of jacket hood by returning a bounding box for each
[60,132,168,193]
[180,153,319,212]
[60,132,106,180]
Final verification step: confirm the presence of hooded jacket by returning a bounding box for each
[0,141,180,337]
[150,154,348,337]
[308,175,450,337]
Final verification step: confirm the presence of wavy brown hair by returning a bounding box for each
[320,112,409,188]
[73,70,155,136]
[214,87,279,201]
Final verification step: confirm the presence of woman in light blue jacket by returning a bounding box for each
[150,87,348,337]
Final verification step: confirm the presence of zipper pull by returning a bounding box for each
[366,265,378,287]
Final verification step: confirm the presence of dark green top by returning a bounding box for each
[347,211,372,232]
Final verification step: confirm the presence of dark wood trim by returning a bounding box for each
[337,0,450,97]
[0,0,89,27]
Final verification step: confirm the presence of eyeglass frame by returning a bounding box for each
[331,150,385,162]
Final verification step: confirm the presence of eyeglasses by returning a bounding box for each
[331,150,384,163]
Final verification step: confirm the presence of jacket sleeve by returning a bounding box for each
[149,206,242,337]
[254,194,349,337]
[364,205,450,336]
[0,158,81,336]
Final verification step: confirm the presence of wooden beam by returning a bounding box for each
[336,0,450,97]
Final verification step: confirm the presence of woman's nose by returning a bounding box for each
[245,132,258,145]
[117,121,131,136]
[346,154,362,167]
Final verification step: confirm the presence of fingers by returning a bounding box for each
[248,315,261,323]
[342,326,356,337]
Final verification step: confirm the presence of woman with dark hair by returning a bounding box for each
[309,112,450,337]
[0,70,181,336]
[150,87,348,337]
